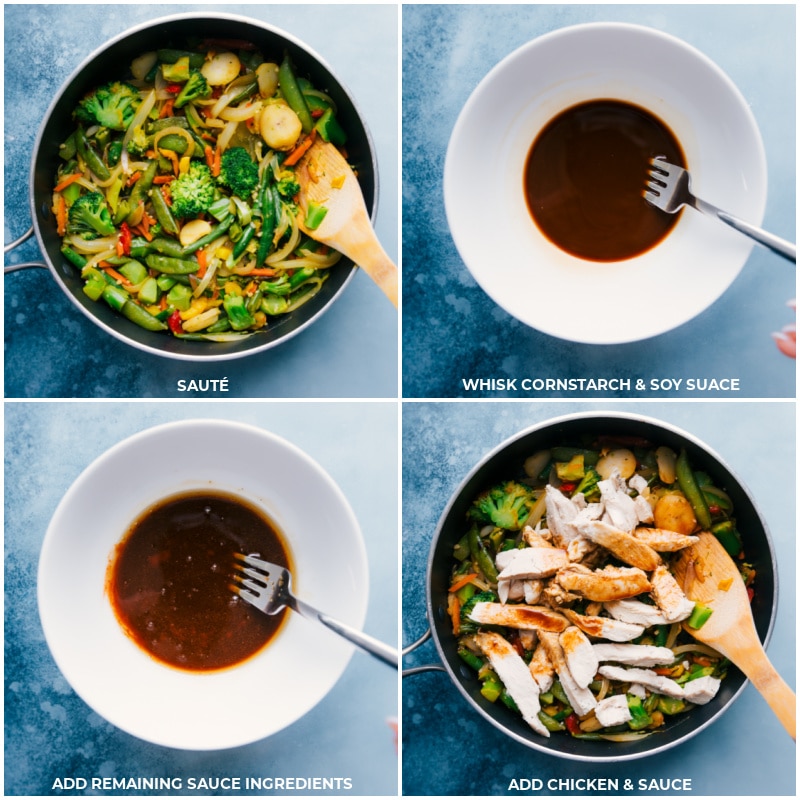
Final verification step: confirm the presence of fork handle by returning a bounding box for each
[692,197,796,262]
[292,597,399,669]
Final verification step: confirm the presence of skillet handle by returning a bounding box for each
[401,627,447,678]
[4,225,48,272]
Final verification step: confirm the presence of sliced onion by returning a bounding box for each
[219,100,262,122]
[121,89,157,174]
[153,126,195,159]
[216,120,239,153]
[67,234,117,253]
[131,51,158,81]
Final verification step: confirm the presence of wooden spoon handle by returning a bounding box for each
[325,218,398,307]
[348,238,398,308]
[734,645,796,740]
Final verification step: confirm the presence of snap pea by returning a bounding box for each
[467,525,499,583]
[148,237,187,258]
[128,160,158,209]
[145,254,199,275]
[121,301,168,331]
[75,126,110,181]
[149,187,180,236]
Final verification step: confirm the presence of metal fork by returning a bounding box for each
[645,156,796,262]
[232,553,398,668]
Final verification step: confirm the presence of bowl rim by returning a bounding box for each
[425,410,778,762]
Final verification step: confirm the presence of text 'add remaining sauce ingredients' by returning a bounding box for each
[107,491,290,671]
[524,99,686,262]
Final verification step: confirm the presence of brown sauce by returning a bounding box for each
[107,491,290,672]
[523,99,685,261]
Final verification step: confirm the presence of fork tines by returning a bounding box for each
[643,156,677,209]
[230,553,269,603]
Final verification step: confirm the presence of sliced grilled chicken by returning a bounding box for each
[497,547,569,580]
[468,602,568,633]
[592,643,676,667]
[598,665,684,699]
[475,631,550,737]
[562,608,646,642]
[632,527,700,552]
[539,631,597,716]
[559,626,599,689]
[575,519,662,571]
[650,565,696,623]
[604,598,669,627]
[556,564,651,602]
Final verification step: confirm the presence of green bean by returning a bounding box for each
[60,244,87,270]
[231,222,256,261]
[157,49,205,69]
[145,254,199,275]
[181,216,234,255]
[278,54,313,133]
[675,449,712,530]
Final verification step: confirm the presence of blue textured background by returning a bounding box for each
[402,401,795,795]
[402,4,796,399]
[5,402,398,795]
[4,4,398,399]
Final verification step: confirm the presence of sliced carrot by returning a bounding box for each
[126,171,142,188]
[283,130,317,167]
[212,145,221,177]
[196,248,208,277]
[449,572,479,594]
[159,98,175,119]
[153,174,174,185]
[99,264,132,287]
[448,593,461,636]
[54,173,83,193]
[247,267,278,277]
[204,145,214,170]
[55,195,68,236]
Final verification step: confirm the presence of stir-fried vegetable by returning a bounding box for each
[52,42,350,340]
[450,436,754,741]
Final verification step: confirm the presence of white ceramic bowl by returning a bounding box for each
[444,23,767,344]
[38,420,368,750]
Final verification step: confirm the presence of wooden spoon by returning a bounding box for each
[294,138,398,307]
[672,531,795,739]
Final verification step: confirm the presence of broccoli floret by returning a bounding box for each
[74,82,141,132]
[67,192,116,239]
[174,70,212,109]
[459,590,499,635]
[572,467,601,501]
[217,147,259,199]
[276,171,300,198]
[169,162,216,218]
[125,126,151,157]
[468,480,535,531]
